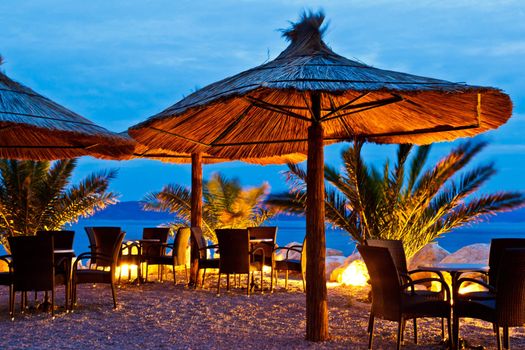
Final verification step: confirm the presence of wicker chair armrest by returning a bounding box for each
[408,269,445,281]
[142,242,171,256]
[401,277,451,300]
[198,244,218,251]
[121,241,141,254]
[399,272,415,289]
[456,277,496,293]
[274,246,303,261]
[74,252,113,268]
[250,247,265,267]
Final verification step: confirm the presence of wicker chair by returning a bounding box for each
[9,235,64,319]
[366,239,447,342]
[143,227,190,284]
[191,227,219,288]
[72,228,125,309]
[0,255,12,317]
[357,245,452,350]
[36,230,75,310]
[454,248,525,350]
[248,226,277,291]
[274,237,306,291]
[458,238,525,301]
[216,229,264,296]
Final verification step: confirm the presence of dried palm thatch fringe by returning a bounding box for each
[0,56,135,160]
[129,11,512,160]
[128,133,305,165]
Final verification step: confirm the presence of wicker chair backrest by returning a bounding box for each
[92,227,123,268]
[190,227,209,259]
[36,230,74,250]
[366,239,408,275]
[173,227,191,265]
[216,229,250,274]
[142,227,170,258]
[358,245,402,321]
[9,235,54,292]
[489,238,525,285]
[248,226,277,259]
[495,248,525,326]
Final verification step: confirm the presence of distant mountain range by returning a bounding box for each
[91,201,525,223]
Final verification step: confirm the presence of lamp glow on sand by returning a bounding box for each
[338,260,369,287]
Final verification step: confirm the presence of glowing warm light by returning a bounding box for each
[116,264,139,280]
[263,266,272,274]
[458,283,486,295]
[338,260,369,286]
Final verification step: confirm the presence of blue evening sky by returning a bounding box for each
[1,1,524,200]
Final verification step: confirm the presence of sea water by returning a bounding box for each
[62,215,525,256]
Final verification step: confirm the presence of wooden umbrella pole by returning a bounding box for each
[305,92,329,341]
[189,152,203,286]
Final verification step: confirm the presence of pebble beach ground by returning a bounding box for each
[0,272,522,349]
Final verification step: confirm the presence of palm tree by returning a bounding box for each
[0,159,118,251]
[143,173,274,241]
[269,140,525,257]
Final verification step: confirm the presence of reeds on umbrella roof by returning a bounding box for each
[128,133,305,165]
[129,11,512,160]
[0,56,135,160]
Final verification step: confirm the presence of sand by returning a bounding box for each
[0,272,522,349]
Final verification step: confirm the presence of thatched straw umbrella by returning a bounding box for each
[129,12,512,341]
[0,56,134,160]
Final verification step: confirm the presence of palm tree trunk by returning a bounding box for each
[189,152,203,286]
[305,92,329,341]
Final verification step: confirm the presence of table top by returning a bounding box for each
[250,238,274,243]
[419,263,488,273]
[54,249,75,254]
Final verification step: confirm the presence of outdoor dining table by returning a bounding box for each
[418,263,489,298]
[418,263,489,349]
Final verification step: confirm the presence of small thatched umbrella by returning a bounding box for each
[0,56,134,160]
[129,12,512,341]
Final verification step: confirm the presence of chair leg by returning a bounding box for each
[9,287,14,320]
[160,265,164,282]
[260,269,264,294]
[247,273,250,296]
[503,326,509,349]
[226,274,231,291]
[495,324,502,350]
[173,264,177,285]
[447,315,453,349]
[216,273,221,296]
[413,318,417,344]
[20,291,24,313]
[285,270,288,290]
[301,272,306,292]
[110,282,118,309]
[202,269,207,289]
[441,318,445,340]
[397,318,404,350]
[368,313,375,349]
[270,266,274,293]
[144,263,149,282]
[184,265,188,285]
[51,288,55,319]
[453,316,460,350]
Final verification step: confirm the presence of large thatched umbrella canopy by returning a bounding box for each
[0,57,134,160]
[129,12,512,341]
